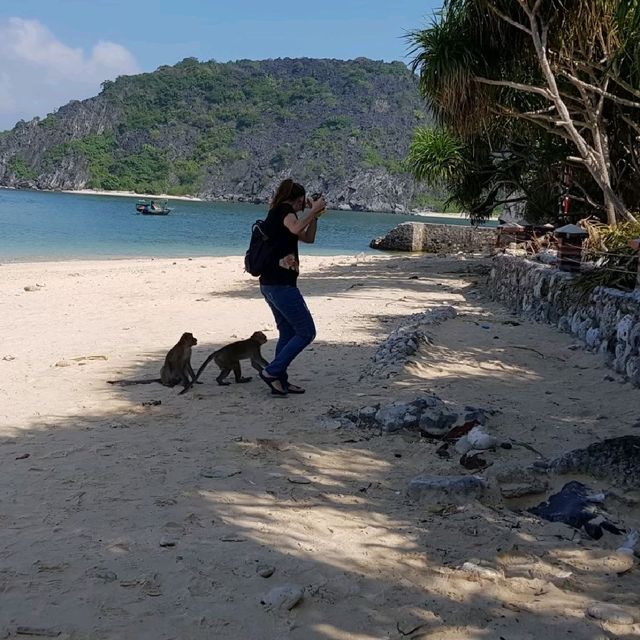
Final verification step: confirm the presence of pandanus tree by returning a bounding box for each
[408,0,640,225]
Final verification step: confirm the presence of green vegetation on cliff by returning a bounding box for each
[6,155,37,181]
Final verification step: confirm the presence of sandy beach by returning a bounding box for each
[411,210,469,220]
[1,253,638,639]
[60,189,205,202]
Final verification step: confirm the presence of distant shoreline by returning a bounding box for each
[60,189,496,219]
[411,209,498,221]
[2,185,493,219]
[61,189,476,217]
[60,188,204,202]
[411,210,467,220]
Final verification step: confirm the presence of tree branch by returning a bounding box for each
[474,76,552,98]
[569,180,604,211]
[559,70,640,108]
[520,105,556,117]
[621,113,640,138]
[574,60,640,101]
[486,3,532,36]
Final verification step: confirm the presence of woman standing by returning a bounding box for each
[258,179,326,396]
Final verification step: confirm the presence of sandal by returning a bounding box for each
[285,383,305,394]
[259,370,288,396]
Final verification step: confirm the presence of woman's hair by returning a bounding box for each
[271,178,305,208]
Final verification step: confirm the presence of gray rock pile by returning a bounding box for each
[547,436,640,489]
[364,305,457,377]
[335,393,490,437]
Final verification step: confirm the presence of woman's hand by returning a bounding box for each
[309,196,326,217]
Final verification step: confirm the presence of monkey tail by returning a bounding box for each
[194,352,218,381]
[178,352,218,396]
[107,378,162,386]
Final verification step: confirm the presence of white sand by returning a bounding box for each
[411,210,468,219]
[410,210,498,221]
[60,188,204,202]
[0,253,638,639]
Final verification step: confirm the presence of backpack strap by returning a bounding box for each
[252,219,269,241]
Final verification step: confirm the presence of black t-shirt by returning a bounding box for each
[259,202,300,286]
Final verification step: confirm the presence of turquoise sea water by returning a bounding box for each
[0,188,485,261]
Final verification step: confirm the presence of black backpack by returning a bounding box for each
[244,219,273,277]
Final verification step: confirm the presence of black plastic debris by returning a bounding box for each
[529,481,624,539]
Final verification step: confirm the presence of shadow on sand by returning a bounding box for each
[1,256,639,639]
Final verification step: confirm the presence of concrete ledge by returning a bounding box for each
[370,221,496,253]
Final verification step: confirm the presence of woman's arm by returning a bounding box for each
[283,210,316,237]
[283,197,325,240]
[298,217,318,244]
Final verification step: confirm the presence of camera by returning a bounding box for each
[310,192,326,216]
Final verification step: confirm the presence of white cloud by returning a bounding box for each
[0,72,17,113]
[0,18,139,130]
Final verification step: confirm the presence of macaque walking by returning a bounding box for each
[186,331,268,391]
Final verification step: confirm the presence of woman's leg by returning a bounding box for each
[262,291,295,359]
[260,285,315,380]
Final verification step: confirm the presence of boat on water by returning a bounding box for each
[135,200,172,215]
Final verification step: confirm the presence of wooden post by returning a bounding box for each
[629,239,640,289]
[555,224,588,273]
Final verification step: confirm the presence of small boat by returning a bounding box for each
[135,199,172,215]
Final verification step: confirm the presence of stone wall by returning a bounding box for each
[487,254,640,387]
[370,221,496,253]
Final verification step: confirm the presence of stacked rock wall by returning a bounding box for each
[487,254,640,387]
[370,222,496,253]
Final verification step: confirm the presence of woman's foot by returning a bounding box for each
[259,371,288,396]
[284,382,305,394]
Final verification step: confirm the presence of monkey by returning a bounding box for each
[184,331,268,392]
[107,332,199,394]
[161,332,198,392]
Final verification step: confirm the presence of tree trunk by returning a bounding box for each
[604,195,617,227]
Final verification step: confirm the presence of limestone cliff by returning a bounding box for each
[0,57,435,212]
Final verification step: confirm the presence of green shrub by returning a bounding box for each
[7,155,37,180]
[69,135,116,188]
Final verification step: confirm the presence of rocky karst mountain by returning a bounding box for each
[0,57,438,212]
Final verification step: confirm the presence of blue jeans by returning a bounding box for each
[260,284,316,380]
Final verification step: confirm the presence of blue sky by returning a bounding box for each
[0,0,442,129]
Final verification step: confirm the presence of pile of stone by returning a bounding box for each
[333,393,506,503]
[337,393,467,434]
[543,436,640,490]
[334,393,578,506]
[335,392,505,448]
[364,305,457,377]
[536,248,558,265]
